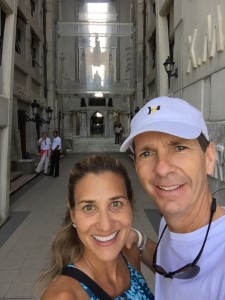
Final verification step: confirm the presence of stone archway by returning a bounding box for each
[90,111,104,136]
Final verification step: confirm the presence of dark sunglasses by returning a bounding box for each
[152,197,217,279]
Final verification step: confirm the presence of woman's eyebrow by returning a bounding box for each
[77,196,128,204]
[77,199,95,205]
[109,195,127,201]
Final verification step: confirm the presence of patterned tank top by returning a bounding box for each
[67,262,154,300]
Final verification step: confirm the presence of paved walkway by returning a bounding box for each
[0,153,159,299]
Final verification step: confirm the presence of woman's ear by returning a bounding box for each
[206,142,216,176]
[67,201,75,223]
[67,201,70,210]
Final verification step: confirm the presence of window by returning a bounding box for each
[152,1,156,17]
[31,31,41,68]
[15,28,22,54]
[30,0,35,16]
[31,37,37,65]
[150,33,156,69]
[0,8,6,65]
[89,98,106,106]
[16,10,27,56]
[151,42,156,68]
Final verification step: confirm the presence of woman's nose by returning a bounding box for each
[96,209,114,231]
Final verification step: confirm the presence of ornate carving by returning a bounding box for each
[213,144,224,181]
[186,4,225,74]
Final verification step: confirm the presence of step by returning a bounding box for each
[10,171,24,182]
[71,137,121,153]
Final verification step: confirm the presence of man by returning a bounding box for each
[115,123,123,144]
[121,96,225,299]
[35,132,51,175]
[49,130,62,177]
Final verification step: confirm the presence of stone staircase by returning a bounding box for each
[69,137,121,153]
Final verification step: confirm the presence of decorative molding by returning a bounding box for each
[14,83,44,106]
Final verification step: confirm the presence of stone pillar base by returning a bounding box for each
[17,159,35,174]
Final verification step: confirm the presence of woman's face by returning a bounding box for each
[70,171,133,262]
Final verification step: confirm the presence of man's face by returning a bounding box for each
[134,132,215,218]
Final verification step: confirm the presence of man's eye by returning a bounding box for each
[139,151,152,158]
[176,145,188,151]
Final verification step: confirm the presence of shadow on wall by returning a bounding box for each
[144,209,162,234]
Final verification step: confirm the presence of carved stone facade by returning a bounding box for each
[57,0,135,145]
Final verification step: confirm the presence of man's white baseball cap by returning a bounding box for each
[120,96,209,152]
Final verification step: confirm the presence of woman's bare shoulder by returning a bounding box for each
[122,244,141,273]
[40,275,88,300]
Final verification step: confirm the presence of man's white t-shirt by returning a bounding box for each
[52,136,61,151]
[155,213,225,300]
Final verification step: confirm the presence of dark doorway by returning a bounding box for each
[90,112,104,136]
[18,110,27,158]
[89,98,106,106]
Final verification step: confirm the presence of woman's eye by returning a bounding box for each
[111,201,122,208]
[83,204,94,211]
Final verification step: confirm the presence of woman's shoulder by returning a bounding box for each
[41,275,88,300]
[122,244,141,273]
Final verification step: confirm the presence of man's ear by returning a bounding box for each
[206,142,216,175]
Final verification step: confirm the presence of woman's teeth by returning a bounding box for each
[93,231,118,242]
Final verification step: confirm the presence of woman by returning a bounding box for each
[35,132,51,175]
[38,154,154,299]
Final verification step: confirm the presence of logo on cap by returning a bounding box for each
[148,105,160,115]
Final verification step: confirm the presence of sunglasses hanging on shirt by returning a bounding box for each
[152,197,217,279]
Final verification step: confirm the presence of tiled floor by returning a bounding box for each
[1,153,159,299]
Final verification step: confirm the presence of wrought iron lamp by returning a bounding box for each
[163,56,178,89]
[135,106,140,114]
[127,112,133,119]
[25,100,53,125]
[31,99,40,117]
[45,106,53,124]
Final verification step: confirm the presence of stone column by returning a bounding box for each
[86,111,93,137]
[80,111,87,137]
[63,112,71,137]
[0,1,18,225]
[108,111,114,137]
[101,111,107,137]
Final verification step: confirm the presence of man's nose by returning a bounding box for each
[154,154,176,177]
